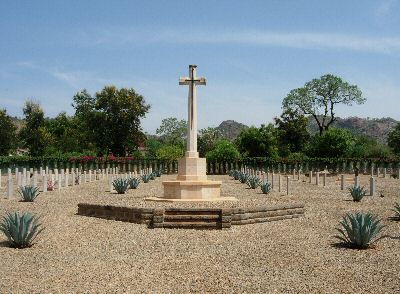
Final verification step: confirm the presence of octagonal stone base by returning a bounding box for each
[162,180,222,200]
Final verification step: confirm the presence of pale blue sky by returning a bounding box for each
[1,0,399,133]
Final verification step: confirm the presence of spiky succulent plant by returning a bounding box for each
[141,174,151,183]
[261,182,272,194]
[154,170,162,177]
[392,202,400,219]
[0,211,44,249]
[18,185,40,202]
[335,212,386,249]
[349,186,367,202]
[247,176,261,189]
[149,172,156,180]
[239,172,249,184]
[112,178,130,194]
[129,177,141,189]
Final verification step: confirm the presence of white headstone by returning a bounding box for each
[7,176,13,199]
[58,175,62,191]
[33,171,38,188]
[42,175,47,192]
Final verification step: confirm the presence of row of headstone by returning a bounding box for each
[242,167,291,195]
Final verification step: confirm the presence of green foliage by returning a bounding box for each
[19,101,47,156]
[156,145,183,161]
[154,170,162,177]
[350,135,392,159]
[392,203,400,219]
[274,109,310,156]
[236,124,278,158]
[206,140,241,162]
[149,172,156,180]
[283,74,365,135]
[198,127,221,157]
[128,177,141,189]
[141,174,151,183]
[261,182,272,194]
[388,123,400,155]
[145,138,163,159]
[247,176,261,189]
[349,186,367,202]
[0,109,17,155]
[112,178,130,194]
[306,128,354,158]
[0,211,44,248]
[239,172,249,184]
[18,186,40,202]
[335,212,385,249]
[72,86,150,156]
[156,117,187,146]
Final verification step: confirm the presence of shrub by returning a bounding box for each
[335,212,386,249]
[233,170,241,180]
[261,182,272,194]
[18,186,40,202]
[206,139,241,162]
[0,212,44,248]
[112,178,129,194]
[239,172,249,184]
[149,172,156,180]
[142,174,151,183]
[129,177,141,189]
[247,176,261,189]
[349,186,367,202]
[154,170,162,177]
[392,202,400,219]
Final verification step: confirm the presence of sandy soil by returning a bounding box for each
[0,174,399,293]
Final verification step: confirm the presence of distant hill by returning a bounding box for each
[217,120,248,141]
[307,117,398,144]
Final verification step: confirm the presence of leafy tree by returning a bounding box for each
[156,145,183,161]
[274,109,310,156]
[388,123,400,155]
[235,124,278,158]
[306,128,354,158]
[198,127,221,157]
[156,117,187,147]
[350,135,392,159]
[0,109,17,155]
[282,74,365,135]
[145,137,163,159]
[19,101,47,156]
[72,86,150,156]
[206,139,241,162]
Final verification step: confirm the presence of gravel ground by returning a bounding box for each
[0,174,399,293]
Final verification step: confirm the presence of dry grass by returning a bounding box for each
[0,174,399,293]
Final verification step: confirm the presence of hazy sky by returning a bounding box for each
[1,0,399,133]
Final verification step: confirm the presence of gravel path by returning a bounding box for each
[0,174,399,293]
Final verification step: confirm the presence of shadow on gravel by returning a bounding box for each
[0,241,10,248]
[387,216,400,222]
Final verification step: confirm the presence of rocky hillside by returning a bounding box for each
[217,120,248,141]
[307,117,398,144]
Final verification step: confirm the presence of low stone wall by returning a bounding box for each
[77,203,305,229]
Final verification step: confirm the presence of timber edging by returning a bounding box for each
[77,203,305,229]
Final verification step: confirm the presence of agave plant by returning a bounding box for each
[18,185,40,202]
[142,174,151,183]
[112,178,130,194]
[261,182,272,194]
[239,172,249,184]
[392,202,400,219]
[149,172,156,180]
[129,177,141,189]
[349,186,367,202]
[247,176,261,189]
[154,170,162,177]
[233,170,241,181]
[335,212,386,249]
[0,212,44,249]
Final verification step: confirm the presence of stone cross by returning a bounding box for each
[179,65,206,157]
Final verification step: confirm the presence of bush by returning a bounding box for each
[261,182,272,194]
[0,212,44,248]
[18,186,40,202]
[112,178,129,194]
[156,145,183,161]
[239,172,249,184]
[154,170,162,177]
[392,202,400,219]
[247,176,261,189]
[128,177,140,189]
[141,174,151,183]
[306,128,354,158]
[335,212,385,249]
[206,140,241,162]
[349,186,367,202]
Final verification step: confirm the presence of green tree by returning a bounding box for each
[198,127,221,157]
[274,109,310,156]
[306,128,354,158]
[282,74,365,135]
[19,101,47,156]
[388,123,400,155]
[145,137,163,159]
[0,109,17,155]
[156,117,187,147]
[72,86,150,156]
[156,145,183,161]
[206,139,241,162]
[235,124,278,158]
